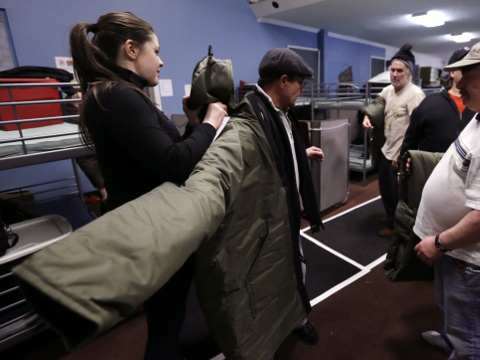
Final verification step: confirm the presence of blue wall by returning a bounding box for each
[0,0,388,194]
[0,0,318,115]
[320,30,386,83]
[0,0,320,192]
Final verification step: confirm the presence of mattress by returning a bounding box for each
[0,122,83,159]
[296,96,366,110]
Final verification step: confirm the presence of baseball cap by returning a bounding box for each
[448,47,470,65]
[444,42,480,71]
[258,48,313,78]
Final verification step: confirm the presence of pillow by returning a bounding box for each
[0,78,63,131]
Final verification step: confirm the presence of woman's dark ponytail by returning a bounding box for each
[70,12,156,145]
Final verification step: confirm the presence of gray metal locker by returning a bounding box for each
[302,118,350,212]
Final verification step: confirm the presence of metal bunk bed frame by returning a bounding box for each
[0,80,95,351]
[0,81,94,170]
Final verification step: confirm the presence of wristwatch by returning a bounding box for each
[435,234,449,252]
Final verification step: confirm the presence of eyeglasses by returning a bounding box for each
[293,77,307,89]
[285,76,308,90]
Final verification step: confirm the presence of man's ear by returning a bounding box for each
[279,74,289,88]
[124,39,138,60]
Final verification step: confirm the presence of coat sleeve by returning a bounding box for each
[361,95,386,169]
[402,150,444,208]
[12,120,246,350]
[91,85,216,183]
[399,105,423,163]
[361,95,385,126]
[384,149,443,282]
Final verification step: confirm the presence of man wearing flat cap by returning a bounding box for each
[414,41,480,358]
[362,44,425,237]
[243,47,325,344]
[399,47,475,162]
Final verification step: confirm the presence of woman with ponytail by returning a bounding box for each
[69,11,227,360]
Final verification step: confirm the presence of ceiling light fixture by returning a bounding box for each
[448,33,473,43]
[408,11,446,28]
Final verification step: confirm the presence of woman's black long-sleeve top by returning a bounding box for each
[83,69,216,209]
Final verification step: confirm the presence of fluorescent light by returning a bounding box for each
[448,33,473,43]
[408,11,446,28]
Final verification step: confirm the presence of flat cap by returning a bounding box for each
[259,48,314,78]
[444,42,480,71]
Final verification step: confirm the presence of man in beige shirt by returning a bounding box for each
[363,44,425,236]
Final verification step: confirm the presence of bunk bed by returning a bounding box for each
[296,80,442,187]
[295,81,378,187]
[0,80,93,170]
[0,79,96,351]
[0,78,216,356]
[296,81,369,112]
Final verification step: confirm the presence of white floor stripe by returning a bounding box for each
[309,253,388,306]
[300,197,389,305]
[301,231,365,270]
[210,353,225,360]
[300,196,384,271]
[301,195,382,233]
[209,254,387,359]
[210,197,385,360]
[310,268,371,307]
[366,253,387,270]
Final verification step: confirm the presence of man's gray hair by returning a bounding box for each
[391,59,413,74]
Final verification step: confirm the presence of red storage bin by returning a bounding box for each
[0,78,63,131]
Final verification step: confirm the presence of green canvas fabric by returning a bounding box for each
[13,100,306,360]
[361,95,386,169]
[187,54,236,112]
[384,150,444,282]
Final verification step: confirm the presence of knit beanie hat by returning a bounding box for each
[391,44,415,72]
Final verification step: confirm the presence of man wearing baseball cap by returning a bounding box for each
[414,42,480,358]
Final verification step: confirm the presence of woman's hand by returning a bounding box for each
[182,97,227,130]
[183,96,202,128]
[202,102,228,130]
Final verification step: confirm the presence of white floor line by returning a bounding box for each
[301,197,388,306]
[208,256,387,360]
[308,254,388,307]
[301,195,382,233]
[323,195,382,222]
[301,231,365,270]
[210,197,384,360]
[210,353,225,360]
[310,267,371,307]
[366,253,387,270]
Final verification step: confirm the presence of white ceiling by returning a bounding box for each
[248,0,480,62]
